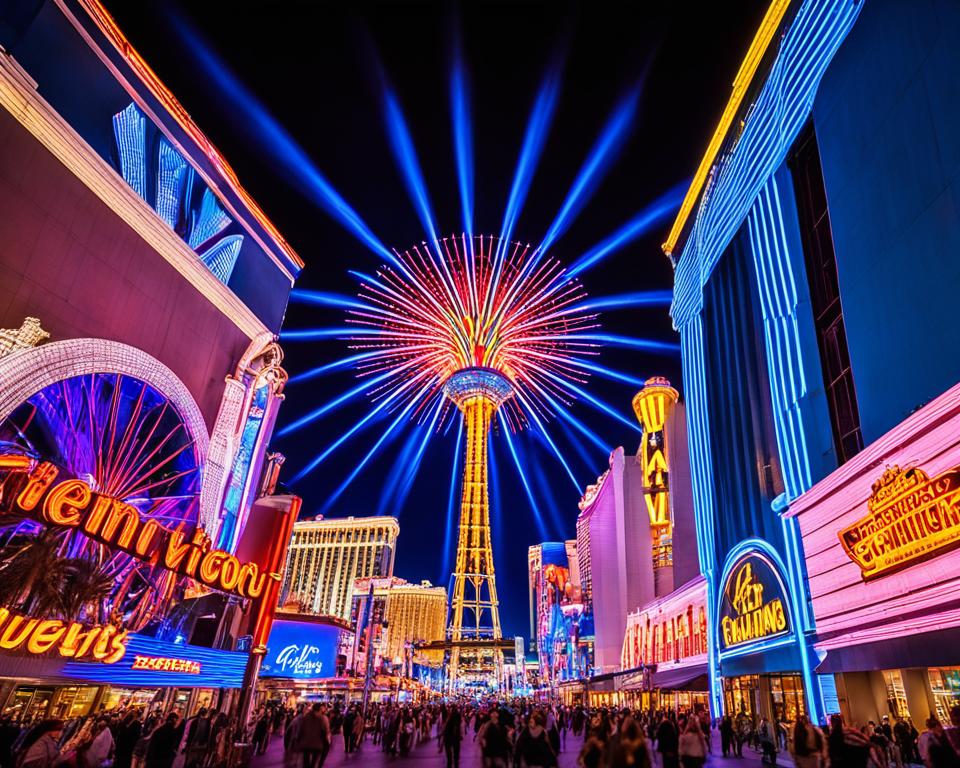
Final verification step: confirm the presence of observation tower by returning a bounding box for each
[443,367,514,685]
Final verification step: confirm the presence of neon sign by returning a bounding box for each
[840,465,960,581]
[0,607,126,663]
[274,645,325,677]
[131,655,201,674]
[719,554,789,650]
[4,460,277,600]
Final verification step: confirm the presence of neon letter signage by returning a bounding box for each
[840,465,960,581]
[718,554,789,650]
[5,459,277,601]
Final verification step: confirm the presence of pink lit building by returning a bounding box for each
[575,391,699,678]
[788,382,960,725]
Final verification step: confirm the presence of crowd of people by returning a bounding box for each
[0,706,235,768]
[4,699,960,768]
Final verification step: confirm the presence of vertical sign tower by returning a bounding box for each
[632,377,680,587]
[444,367,514,685]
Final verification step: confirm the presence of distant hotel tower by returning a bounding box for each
[281,516,399,622]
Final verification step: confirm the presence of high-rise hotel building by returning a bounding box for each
[352,577,447,666]
[281,516,399,622]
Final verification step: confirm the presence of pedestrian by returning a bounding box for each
[679,718,708,768]
[478,710,509,768]
[655,714,679,768]
[946,707,960,756]
[85,718,114,768]
[719,715,734,757]
[758,716,777,765]
[441,706,463,768]
[790,715,825,768]
[514,712,557,768]
[826,714,871,768]
[295,704,330,768]
[145,712,184,768]
[18,720,63,768]
[605,717,652,768]
[114,712,143,768]
[920,717,960,768]
[252,711,270,756]
[342,707,356,755]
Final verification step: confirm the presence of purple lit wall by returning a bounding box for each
[0,107,249,428]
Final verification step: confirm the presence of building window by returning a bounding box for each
[789,123,863,463]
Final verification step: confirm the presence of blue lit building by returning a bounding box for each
[664,0,960,725]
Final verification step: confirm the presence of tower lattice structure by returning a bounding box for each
[444,367,513,685]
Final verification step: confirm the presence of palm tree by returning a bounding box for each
[0,532,115,621]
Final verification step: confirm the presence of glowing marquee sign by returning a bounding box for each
[0,607,126,663]
[840,465,960,581]
[719,554,789,650]
[131,655,201,674]
[3,459,278,601]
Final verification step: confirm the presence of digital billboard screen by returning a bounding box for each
[260,618,342,679]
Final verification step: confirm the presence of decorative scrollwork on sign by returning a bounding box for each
[0,317,49,358]
[839,465,960,580]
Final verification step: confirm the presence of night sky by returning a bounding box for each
[105,1,768,640]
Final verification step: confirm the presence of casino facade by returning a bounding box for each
[0,0,300,718]
[666,0,960,726]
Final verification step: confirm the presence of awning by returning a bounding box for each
[651,663,709,691]
[817,627,960,674]
[720,642,803,678]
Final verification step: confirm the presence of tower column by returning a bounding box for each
[444,368,512,686]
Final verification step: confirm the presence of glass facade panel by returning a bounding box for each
[882,669,910,719]
[929,668,960,723]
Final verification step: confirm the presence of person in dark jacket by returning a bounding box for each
[827,714,871,768]
[656,716,680,768]
[113,712,143,768]
[514,712,557,768]
[145,713,184,768]
[441,707,463,768]
[295,704,330,768]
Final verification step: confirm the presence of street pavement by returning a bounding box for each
[250,727,798,767]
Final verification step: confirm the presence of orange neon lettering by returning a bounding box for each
[103,629,129,664]
[59,623,103,660]
[42,479,91,526]
[102,501,140,548]
[163,528,192,571]
[199,550,226,583]
[184,530,209,577]
[135,518,163,558]
[26,620,67,654]
[0,615,38,650]
[16,462,59,511]
[218,555,241,591]
[83,495,113,538]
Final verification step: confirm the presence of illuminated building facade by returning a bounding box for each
[529,543,591,688]
[350,577,447,674]
[664,0,960,727]
[574,391,697,676]
[0,0,301,719]
[281,516,399,622]
[621,577,709,711]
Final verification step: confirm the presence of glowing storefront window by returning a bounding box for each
[929,668,960,723]
[770,673,805,725]
[882,669,910,719]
